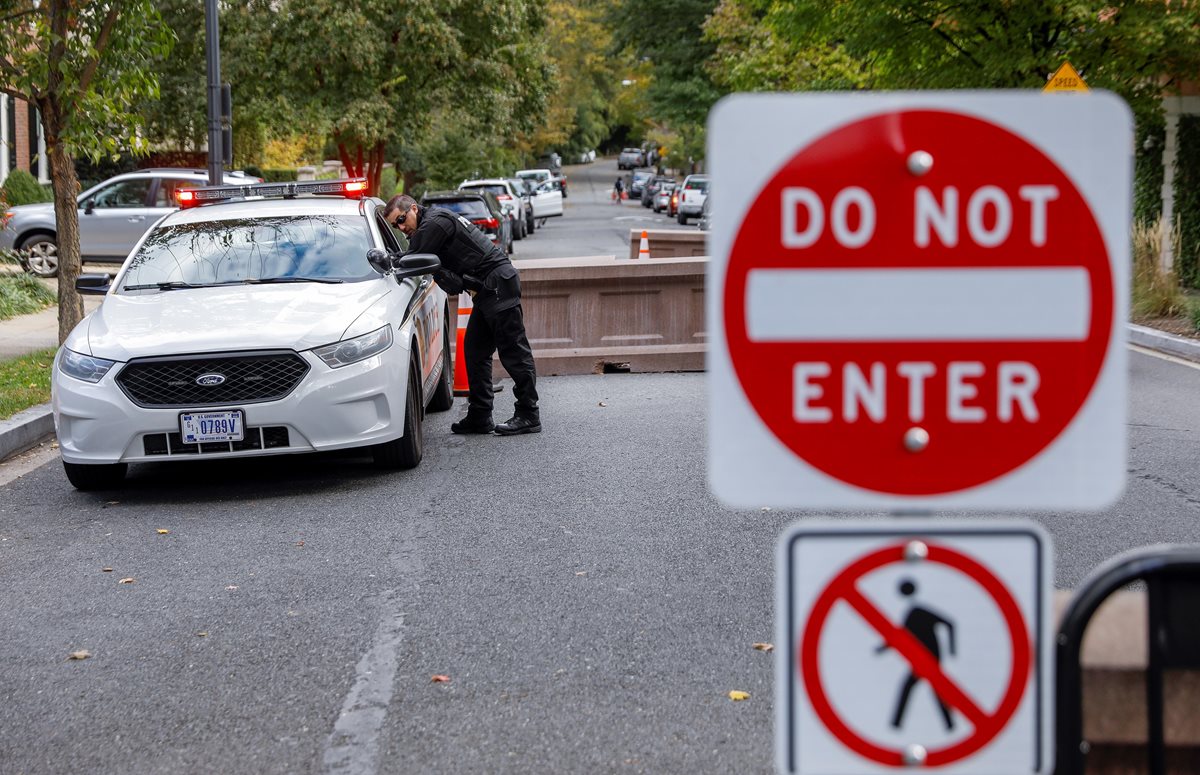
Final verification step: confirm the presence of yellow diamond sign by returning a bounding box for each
[1044,62,1089,93]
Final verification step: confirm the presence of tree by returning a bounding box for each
[0,1,171,342]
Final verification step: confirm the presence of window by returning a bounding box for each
[88,179,152,209]
[377,211,408,253]
[156,178,202,207]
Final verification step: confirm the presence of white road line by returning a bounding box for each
[746,267,1091,341]
[321,590,406,775]
[1129,343,1200,371]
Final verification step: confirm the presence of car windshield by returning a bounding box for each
[428,199,490,218]
[463,184,508,196]
[685,179,709,192]
[120,215,373,292]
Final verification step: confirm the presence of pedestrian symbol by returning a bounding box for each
[877,579,957,731]
[776,521,1052,774]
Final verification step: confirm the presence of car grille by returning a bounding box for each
[142,426,291,456]
[116,351,309,408]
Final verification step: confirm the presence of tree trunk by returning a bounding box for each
[41,99,84,345]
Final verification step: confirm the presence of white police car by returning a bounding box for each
[51,179,452,490]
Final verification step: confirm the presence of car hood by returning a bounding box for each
[7,202,55,218]
[81,281,399,361]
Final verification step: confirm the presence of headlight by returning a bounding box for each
[312,325,393,368]
[58,349,117,383]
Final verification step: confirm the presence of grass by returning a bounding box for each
[0,249,56,321]
[0,347,56,420]
[1131,217,1186,319]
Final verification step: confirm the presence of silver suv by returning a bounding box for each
[1,168,258,277]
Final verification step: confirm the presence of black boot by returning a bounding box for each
[451,414,495,435]
[495,414,541,436]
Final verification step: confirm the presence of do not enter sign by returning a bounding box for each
[708,93,1130,510]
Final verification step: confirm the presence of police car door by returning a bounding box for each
[378,208,442,394]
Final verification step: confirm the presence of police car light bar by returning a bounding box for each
[176,178,370,208]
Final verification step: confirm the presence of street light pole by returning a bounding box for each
[204,0,223,185]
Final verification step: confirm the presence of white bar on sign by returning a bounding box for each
[745,268,1091,342]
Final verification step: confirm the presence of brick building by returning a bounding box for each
[0,96,49,184]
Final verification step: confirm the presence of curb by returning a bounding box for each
[1128,323,1200,363]
[0,402,53,462]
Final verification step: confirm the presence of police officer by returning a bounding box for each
[385,195,540,436]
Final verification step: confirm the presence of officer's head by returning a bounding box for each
[385,195,419,236]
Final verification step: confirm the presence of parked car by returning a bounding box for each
[641,175,674,208]
[515,168,552,187]
[537,152,563,175]
[628,170,654,200]
[421,189,513,255]
[459,178,529,240]
[653,181,677,213]
[575,149,596,164]
[1,168,261,278]
[52,178,451,490]
[618,148,645,170]
[676,174,709,224]
[697,195,711,231]
[507,177,538,235]
[527,180,564,223]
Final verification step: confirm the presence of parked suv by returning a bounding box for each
[618,148,645,170]
[459,178,529,240]
[1,168,260,278]
[676,174,709,224]
[421,190,513,255]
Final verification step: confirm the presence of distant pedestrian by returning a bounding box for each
[613,177,624,203]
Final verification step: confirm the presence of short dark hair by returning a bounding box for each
[384,194,417,220]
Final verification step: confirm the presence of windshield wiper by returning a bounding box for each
[241,277,344,284]
[122,281,208,291]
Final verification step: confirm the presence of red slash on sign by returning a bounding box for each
[799,542,1032,767]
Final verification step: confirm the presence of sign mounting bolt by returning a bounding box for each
[904,540,929,562]
[907,150,934,176]
[904,427,930,453]
[903,743,928,766]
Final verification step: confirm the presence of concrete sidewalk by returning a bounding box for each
[1,304,1199,464]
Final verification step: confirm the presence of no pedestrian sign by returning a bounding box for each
[707,92,1131,510]
[776,521,1053,774]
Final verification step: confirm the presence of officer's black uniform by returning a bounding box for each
[404,205,539,433]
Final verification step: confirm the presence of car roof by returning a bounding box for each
[460,179,511,187]
[160,196,370,226]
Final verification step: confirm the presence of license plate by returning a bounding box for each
[180,410,244,444]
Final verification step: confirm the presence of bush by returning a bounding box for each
[0,269,56,321]
[260,168,297,183]
[2,169,52,206]
[242,164,264,180]
[1132,217,1186,318]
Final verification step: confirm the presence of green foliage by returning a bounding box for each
[0,347,56,420]
[2,170,53,206]
[0,265,56,322]
[1132,218,1185,318]
[1135,116,1166,227]
[1190,300,1200,332]
[379,167,398,200]
[260,169,297,183]
[1176,115,1200,288]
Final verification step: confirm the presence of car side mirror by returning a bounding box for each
[82,199,95,215]
[391,252,440,279]
[366,248,391,274]
[75,273,111,295]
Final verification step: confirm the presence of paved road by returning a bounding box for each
[513,157,694,261]
[3,347,1200,772]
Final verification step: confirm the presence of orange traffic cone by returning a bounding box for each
[637,230,650,259]
[453,292,473,396]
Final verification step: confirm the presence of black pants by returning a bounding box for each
[464,302,539,420]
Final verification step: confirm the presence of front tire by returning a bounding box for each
[63,461,127,491]
[372,359,423,469]
[20,234,59,278]
[677,212,689,225]
[427,312,454,412]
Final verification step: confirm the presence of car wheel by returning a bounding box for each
[506,230,514,255]
[677,212,688,225]
[427,312,454,413]
[372,358,423,469]
[63,461,127,491]
[526,211,536,233]
[515,217,525,241]
[20,234,59,278]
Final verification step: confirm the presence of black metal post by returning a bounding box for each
[204,0,222,185]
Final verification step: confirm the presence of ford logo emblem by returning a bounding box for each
[196,373,226,386]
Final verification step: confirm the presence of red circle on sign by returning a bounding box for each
[723,110,1113,494]
[799,543,1032,767]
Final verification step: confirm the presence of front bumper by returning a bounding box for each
[52,344,413,464]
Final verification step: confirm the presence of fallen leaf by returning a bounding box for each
[118,577,134,584]
[728,690,750,701]
[431,674,451,683]
[106,501,119,506]
[197,632,208,637]
[68,650,91,660]
[575,571,587,576]
[101,567,113,573]
[753,642,774,653]
[156,529,170,535]
[761,506,772,512]
[225,585,238,591]
[598,402,607,407]
[295,541,305,547]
